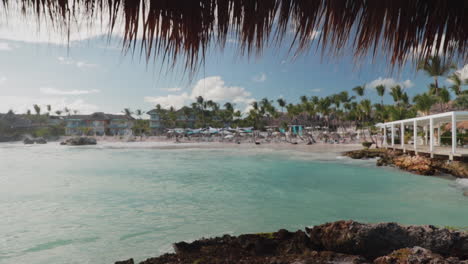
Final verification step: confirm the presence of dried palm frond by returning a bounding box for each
[2,0,467,71]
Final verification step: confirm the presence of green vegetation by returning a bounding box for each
[440,131,468,146]
[362,142,373,149]
[146,56,467,133]
[32,125,65,138]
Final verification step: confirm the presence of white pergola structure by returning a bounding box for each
[376,111,468,160]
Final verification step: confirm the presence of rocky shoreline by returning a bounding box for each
[115,220,468,264]
[343,148,468,178]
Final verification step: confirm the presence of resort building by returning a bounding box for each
[377,111,468,160]
[147,106,197,133]
[0,112,34,129]
[64,112,134,136]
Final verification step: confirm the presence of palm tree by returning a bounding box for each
[454,94,468,109]
[55,110,62,116]
[26,109,31,115]
[448,73,467,96]
[413,93,436,116]
[417,56,455,97]
[33,104,41,115]
[389,85,403,103]
[123,108,133,116]
[277,98,286,113]
[46,105,51,116]
[375,84,386,105]
[352,85,365,98]
[135,109,144,119]
[359,99,372,125]
[438,87,451,111]
[64,107,70,116]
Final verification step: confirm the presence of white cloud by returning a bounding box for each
[252,72,267,82]
[144,76,256,111]
[0,76,6,84]
[160,87,182,92]
[0,42,13,51]
[57,57,98,68]
[447,64,468,83]
[192,76,252,103]
[311,88,321,92]
[366,77,414,90]
[40,87,100,95]
[144,93,191,109]
[0,96,98,114]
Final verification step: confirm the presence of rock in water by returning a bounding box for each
[374,247,468,264]
[114,259,134,264]
[23,138,34,144]
[393,155,435,175]
[440,161,468,178]
[34,137,47,144]
[61,137,97,146]
[306,220,468,260]
[118,220,468,264]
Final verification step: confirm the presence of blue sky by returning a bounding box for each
[0,16,467,116]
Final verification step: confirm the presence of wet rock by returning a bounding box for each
[23,137,34,144]
[61,137,97,146]
[115,259,134,264]
[34,137,47,144]
[119,220,468,264]
[374,247,468,264]
[439,161,468,178]
[463,191,468,197]
[343,149,388,159]
[306,220,468,260]
[393,155,435,175]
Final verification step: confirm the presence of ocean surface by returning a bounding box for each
[1,142,468,264]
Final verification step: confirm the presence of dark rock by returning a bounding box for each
[34,137,47,144]
[393,155,435,175]
[23,138,34,144]
[306,220,468,260]
[61,137,97,146]
[343,149,389,160]
[438,161,468,178]
[119,220,468,264]
[374,247,468,264]
[376,154,394,167]
[115,258,134,264]
[464,191,468,197]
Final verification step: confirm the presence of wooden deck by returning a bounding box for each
[385,144,468,159]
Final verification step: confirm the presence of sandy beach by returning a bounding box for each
[53,135,363,154]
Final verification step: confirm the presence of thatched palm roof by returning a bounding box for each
[4,0,468,70]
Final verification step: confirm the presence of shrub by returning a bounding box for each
[362,141,372,149]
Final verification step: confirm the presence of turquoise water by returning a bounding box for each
[1,143,468,263]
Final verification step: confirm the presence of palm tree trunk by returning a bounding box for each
[434,77,443,112]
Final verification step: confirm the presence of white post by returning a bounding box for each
[413,120,417,152]
[391,124,395,147]
[437,126,441,146]
[401,122,405,149]
[452,113,457,154]
[424,126,427,145]
[429,118,434,153]
[383,126,387,147]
